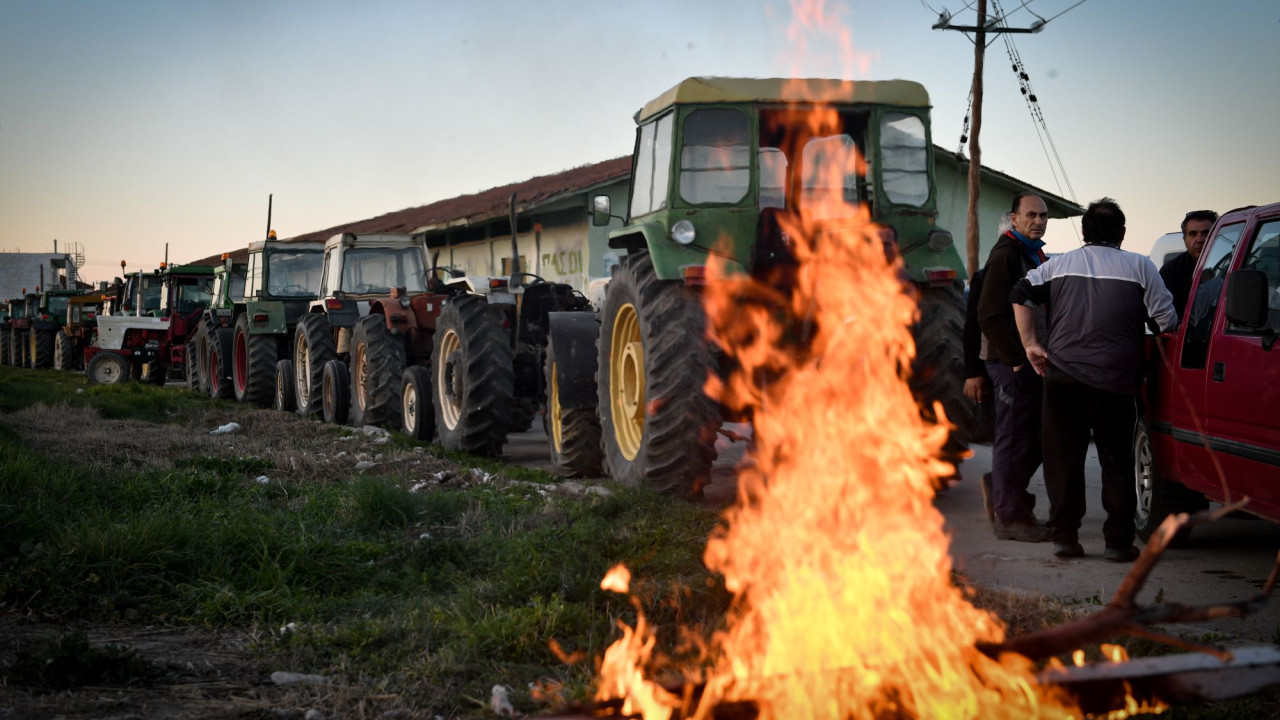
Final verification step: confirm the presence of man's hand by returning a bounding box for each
[1024,343,1050,376]
[964,376,986,403]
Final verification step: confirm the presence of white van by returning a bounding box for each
[1149,232,1185,268]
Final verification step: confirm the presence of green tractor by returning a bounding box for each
[191,257,247,396]
[574,77,974,494]
[26,288,83,370]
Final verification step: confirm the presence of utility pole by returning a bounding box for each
[934,4,1044,275]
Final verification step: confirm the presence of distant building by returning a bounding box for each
[0,252,79,301]
[186,152,1080,290]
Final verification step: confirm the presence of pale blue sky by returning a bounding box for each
[2,0,1277,283]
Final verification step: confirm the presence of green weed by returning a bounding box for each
[3,630,161,688]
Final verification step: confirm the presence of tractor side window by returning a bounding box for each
[758,147,787,209]
[141,282,162,314]
[174,277,214,315]
[630,113,674,218]
[268,251,323,297]
[246,253,262,297]
[1228,220,1280,334]
[801,134,862,219]
[229,268,247,302]
[680,108,750,205]
[322,249,341,296]
[879,112,929,207]
[1181,222,1244,368]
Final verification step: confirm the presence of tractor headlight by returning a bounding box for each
[671,220,696,245]
[927,230,953,252]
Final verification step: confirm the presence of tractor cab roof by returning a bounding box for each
[159,264,215,277]
[247,239,324,253]
[326,233,421,250]
[636,76,931,123]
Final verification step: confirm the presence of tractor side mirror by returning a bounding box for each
[591,195,612,227]
[1225,269,1269,329]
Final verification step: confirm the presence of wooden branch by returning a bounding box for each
[980,500,1278,662]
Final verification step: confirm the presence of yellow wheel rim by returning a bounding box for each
[610,303,644,461]
[437,328,462,430]
[353,342,368,411]
[549,360,563,452]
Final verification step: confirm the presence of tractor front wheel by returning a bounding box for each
[350,315,405,428]
[545,335,602,478]
[54,330,76,371]
[294,313,337,418]
[208,328,234,399]
[87,352,130,385]
[401,365,435,441]
[322,359,351,425]
[432,295,513,456]
[184,336,201,391]
[0,327,9,365]
[597,252,719,495]
[274,359,297,412]
[233,313,278,407]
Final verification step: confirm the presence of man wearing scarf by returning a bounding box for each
[977,192,1052,542]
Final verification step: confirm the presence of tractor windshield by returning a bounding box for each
[45,295,70,318]
[341,247,428,295]
[228,267,247,302]
[140,276,163,315]
[170,275,215,315]
[267,250,323,298]
[10,303,26,319]
[758,107,870,220]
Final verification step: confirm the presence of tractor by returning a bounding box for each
[0,301,11,366]
[25,288,83,370]
[293,233,453,430]
[556,77,975,495]
[7,292,37,368]
[229,234,324,408]
[192,257,246,398]
[55,291,107,371]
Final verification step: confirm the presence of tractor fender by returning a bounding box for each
[243,300,288,334]
[607,222,665,252]
[321,298,361,329]
[547,311,601,410]
[367,298,418,334]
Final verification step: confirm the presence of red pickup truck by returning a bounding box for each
[1135,201,1280,540]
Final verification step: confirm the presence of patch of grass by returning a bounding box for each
[3,630,161,688]
[0,364,228,423]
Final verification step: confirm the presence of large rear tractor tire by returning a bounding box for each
[546,335,603,478]
[54,330,75,371]
[0,327,10,366]
[911,282,976,469]
[350,315,405,428]
[184,336,201,391]
[208,327,235,399]
[274,359,297,412]
[294,313,337,418]
[14,331,28,368]
[233,313,279,407]
[597,252,719,495]
[322,359,351,425]
[1134,417,1206,544]
[32,330,54,370]
[87,352,130,385]
[432,294,513,456]
[401,365,435,441]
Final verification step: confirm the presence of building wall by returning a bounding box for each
[0,253,78,301]
[934,169,1022,272]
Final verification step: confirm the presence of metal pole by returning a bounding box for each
[966,0,986,276]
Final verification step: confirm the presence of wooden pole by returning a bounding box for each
[966,0,986,276]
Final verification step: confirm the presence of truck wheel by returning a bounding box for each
[1134,418,1206,544]
[184,336,201,391]
[432,294,513,456]
[208,328,234,399]
[546,336,603,478]
[87,352,129,385]
[54,330,74,371]
[911,282,974,468]
[233,313,278,407]
[0,327,10,365]
[598,251,719,495]
[350,315,405,428]
[294,313,337,418]
[401,365,435,441]
[274,359,297,412]
[322,359,351,425]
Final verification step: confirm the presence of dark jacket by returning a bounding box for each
[978,231,1042,367]
[1159,250,1195,323]
[963,268,987,379]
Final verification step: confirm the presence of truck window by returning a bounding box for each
[679,108,750,205]
[630,113,674,218]
[1227,220,1280,334]
[880,112,929,207]
[1181,221,1245,368]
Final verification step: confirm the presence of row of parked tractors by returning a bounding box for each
[1,78,984,495]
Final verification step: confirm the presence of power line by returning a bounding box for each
[1044,0,1090,23]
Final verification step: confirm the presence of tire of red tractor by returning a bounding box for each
[545,335,603,478]
[14,331,27,368]
[233,313,279,407]
[911,282,975,467]
[349,315,405,428]
[322,359,351,425]
[146,358,168,386]
[87,352,130,385]
[274,358,297,412]
[294,313,337,418]
[400,365,435,441]
[1134,417,1206,544]
[432,294,513,456]
[1,327,11,366]
[597,251,719,496]
[184,336,201,391]
[208,327,235,399]
[54,330,74,371]
[32,330,54,370]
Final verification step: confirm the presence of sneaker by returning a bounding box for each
[994,518,1051,543]
[1053,542,1085,558]
[1104,545,1141,563]
[980,473,995,523]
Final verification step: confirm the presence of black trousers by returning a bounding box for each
[1042,367,1138,548]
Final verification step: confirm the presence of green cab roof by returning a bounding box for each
[637,76,931,123]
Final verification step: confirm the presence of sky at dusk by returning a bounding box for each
[2,0,1278,284]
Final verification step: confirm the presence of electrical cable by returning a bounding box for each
[1043,0,1090,24]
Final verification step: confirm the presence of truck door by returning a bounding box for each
[1204,214,1280,518]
